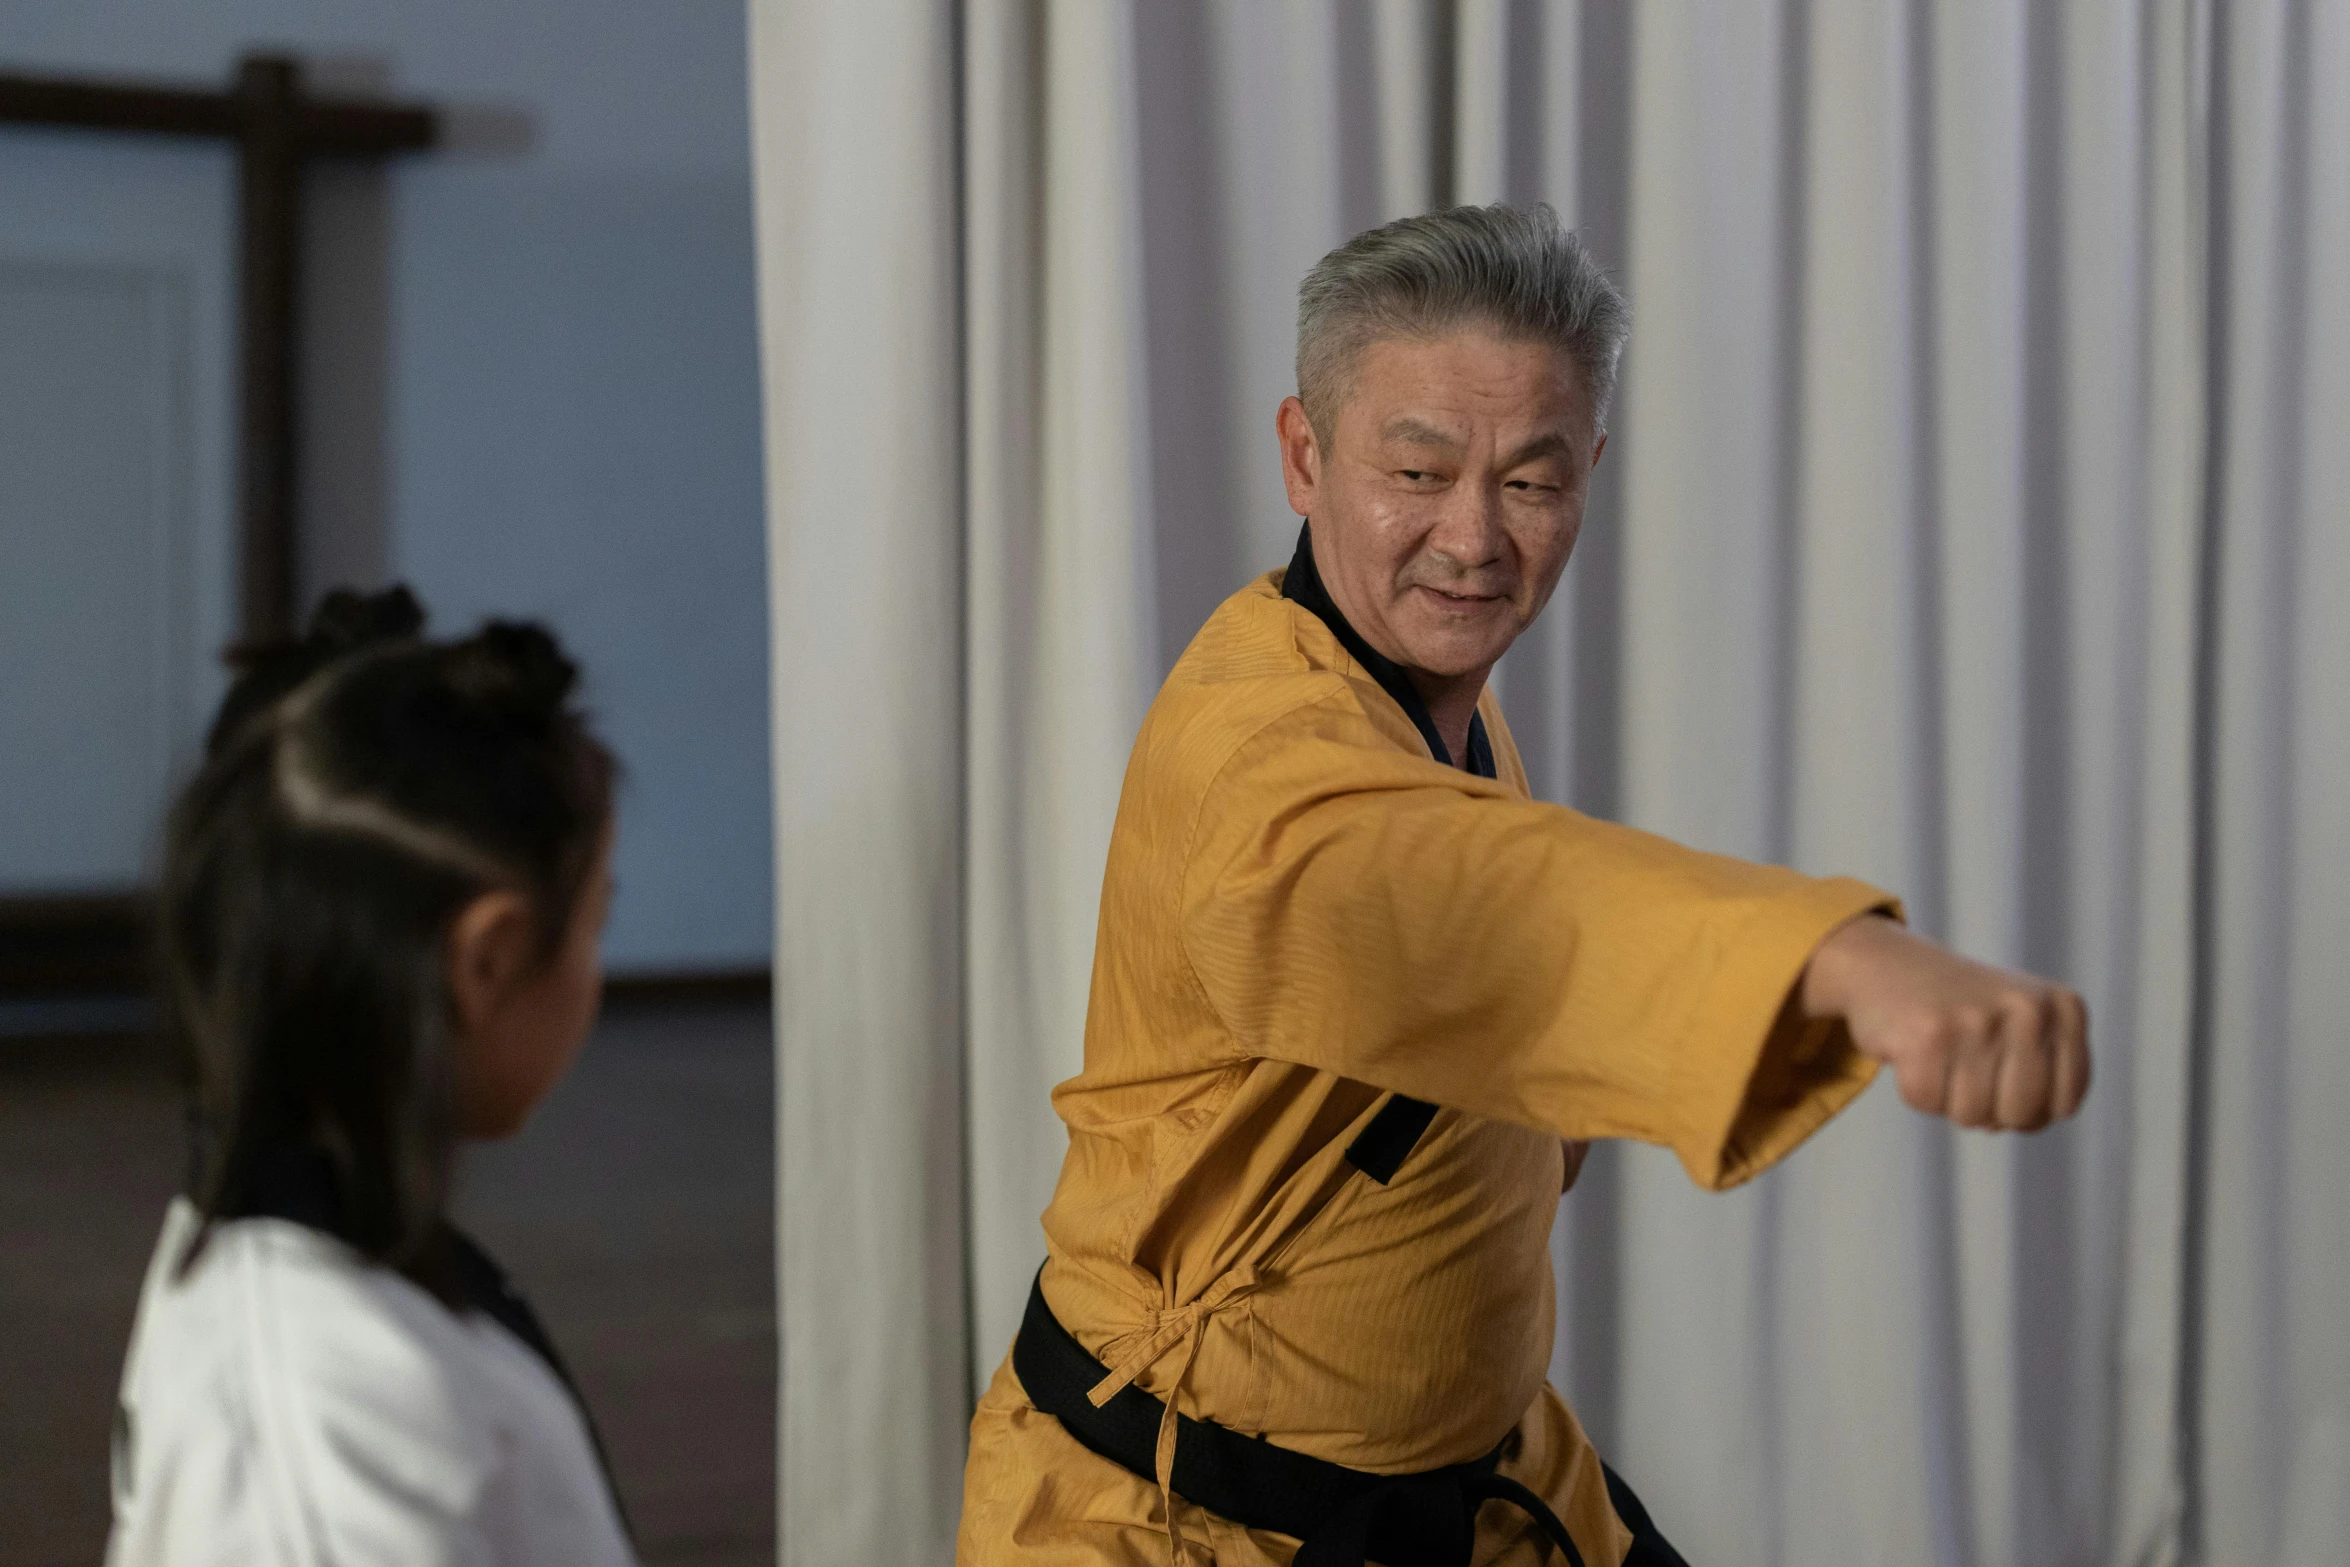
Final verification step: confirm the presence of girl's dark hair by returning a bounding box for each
[161,586,615,1299]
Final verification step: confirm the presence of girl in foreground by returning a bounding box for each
[107,588,634,1566]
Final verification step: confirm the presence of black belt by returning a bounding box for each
[1015,1268,1593,1566]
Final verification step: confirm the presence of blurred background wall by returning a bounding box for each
[0,0,770,976]
[0,7,776,1564]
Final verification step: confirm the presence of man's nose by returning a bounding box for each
[1425,472,1506,571]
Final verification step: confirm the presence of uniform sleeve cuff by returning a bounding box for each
[1670,876,1903,1190]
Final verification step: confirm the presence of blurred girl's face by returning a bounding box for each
[448,824,615,1139]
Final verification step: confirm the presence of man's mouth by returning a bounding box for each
[1413,584,1503,606]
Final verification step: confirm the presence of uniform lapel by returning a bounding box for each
[1280,523,1496,780]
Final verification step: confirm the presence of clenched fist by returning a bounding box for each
[1801,915,2091,1131]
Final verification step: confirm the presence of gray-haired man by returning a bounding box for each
[957,205,2088,1567]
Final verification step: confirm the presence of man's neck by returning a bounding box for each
[1407,666,1488,772]
[1282,524,1491,772]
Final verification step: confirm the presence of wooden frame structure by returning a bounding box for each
[0,56,437,1000]
[0,54,437,642]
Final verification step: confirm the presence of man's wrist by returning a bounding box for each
[1799,910,1903,1019]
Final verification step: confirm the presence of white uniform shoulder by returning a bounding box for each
[108,1199,633,1567]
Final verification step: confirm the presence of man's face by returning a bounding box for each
[1278,329,1603,681]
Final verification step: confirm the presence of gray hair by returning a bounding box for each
[1296,203,1630,441]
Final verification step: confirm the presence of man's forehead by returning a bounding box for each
[1364,403,1584,459]
[1340,333,1591,444]
[1380,414,1467,447]
[1376,412,1572,447]
[1370,415,1578,470]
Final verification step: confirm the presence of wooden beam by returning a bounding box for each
[0,68,435,155]
[0,71,238,137]
[297,97,436,157]
[0,894,149,996]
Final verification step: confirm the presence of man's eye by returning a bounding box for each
[1399,469,1435,482]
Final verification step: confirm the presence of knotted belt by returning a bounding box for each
[1014,1268,1587,1567]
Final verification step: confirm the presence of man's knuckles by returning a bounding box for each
[1947,1002,1998,1043]
[1893,1050,1949,1115]
[1948,1053,2001,1127]
[1995,1035,2056,1130]
[2053,998,2092,1115]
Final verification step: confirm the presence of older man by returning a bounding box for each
[956,205,2089,1567]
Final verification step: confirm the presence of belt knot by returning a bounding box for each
[1086,1261,1260,1408]
[1083,1262,1262,1565]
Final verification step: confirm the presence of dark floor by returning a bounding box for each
[0,999,775,1567]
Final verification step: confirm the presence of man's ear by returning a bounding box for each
[1277,396,1322,518]
[1592,431,1608,467]
[446,889,535,1044]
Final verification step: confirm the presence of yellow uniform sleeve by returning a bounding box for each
[1179,694,1896,1190]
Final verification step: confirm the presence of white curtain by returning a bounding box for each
[749,3,2350,1564]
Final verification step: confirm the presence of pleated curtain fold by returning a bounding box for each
[749,3,2350,1563]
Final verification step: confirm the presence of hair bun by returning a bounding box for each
[444,621,579,720]
[305,586,426,653]
[207,586,431,757]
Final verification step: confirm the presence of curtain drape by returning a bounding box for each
[749,3,2349,1564]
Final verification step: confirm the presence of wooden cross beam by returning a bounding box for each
[0,54,438,642]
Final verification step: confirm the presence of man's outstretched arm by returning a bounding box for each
[1181,701,1896,1187]
[1801,915,2091,1132]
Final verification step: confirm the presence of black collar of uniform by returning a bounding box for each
[212,1137,629,1532]
[218,1142,568,1379]
[221,1138,347,1235]
[1281,522,1496,778]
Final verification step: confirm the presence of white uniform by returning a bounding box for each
[106,1199,635,1567]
